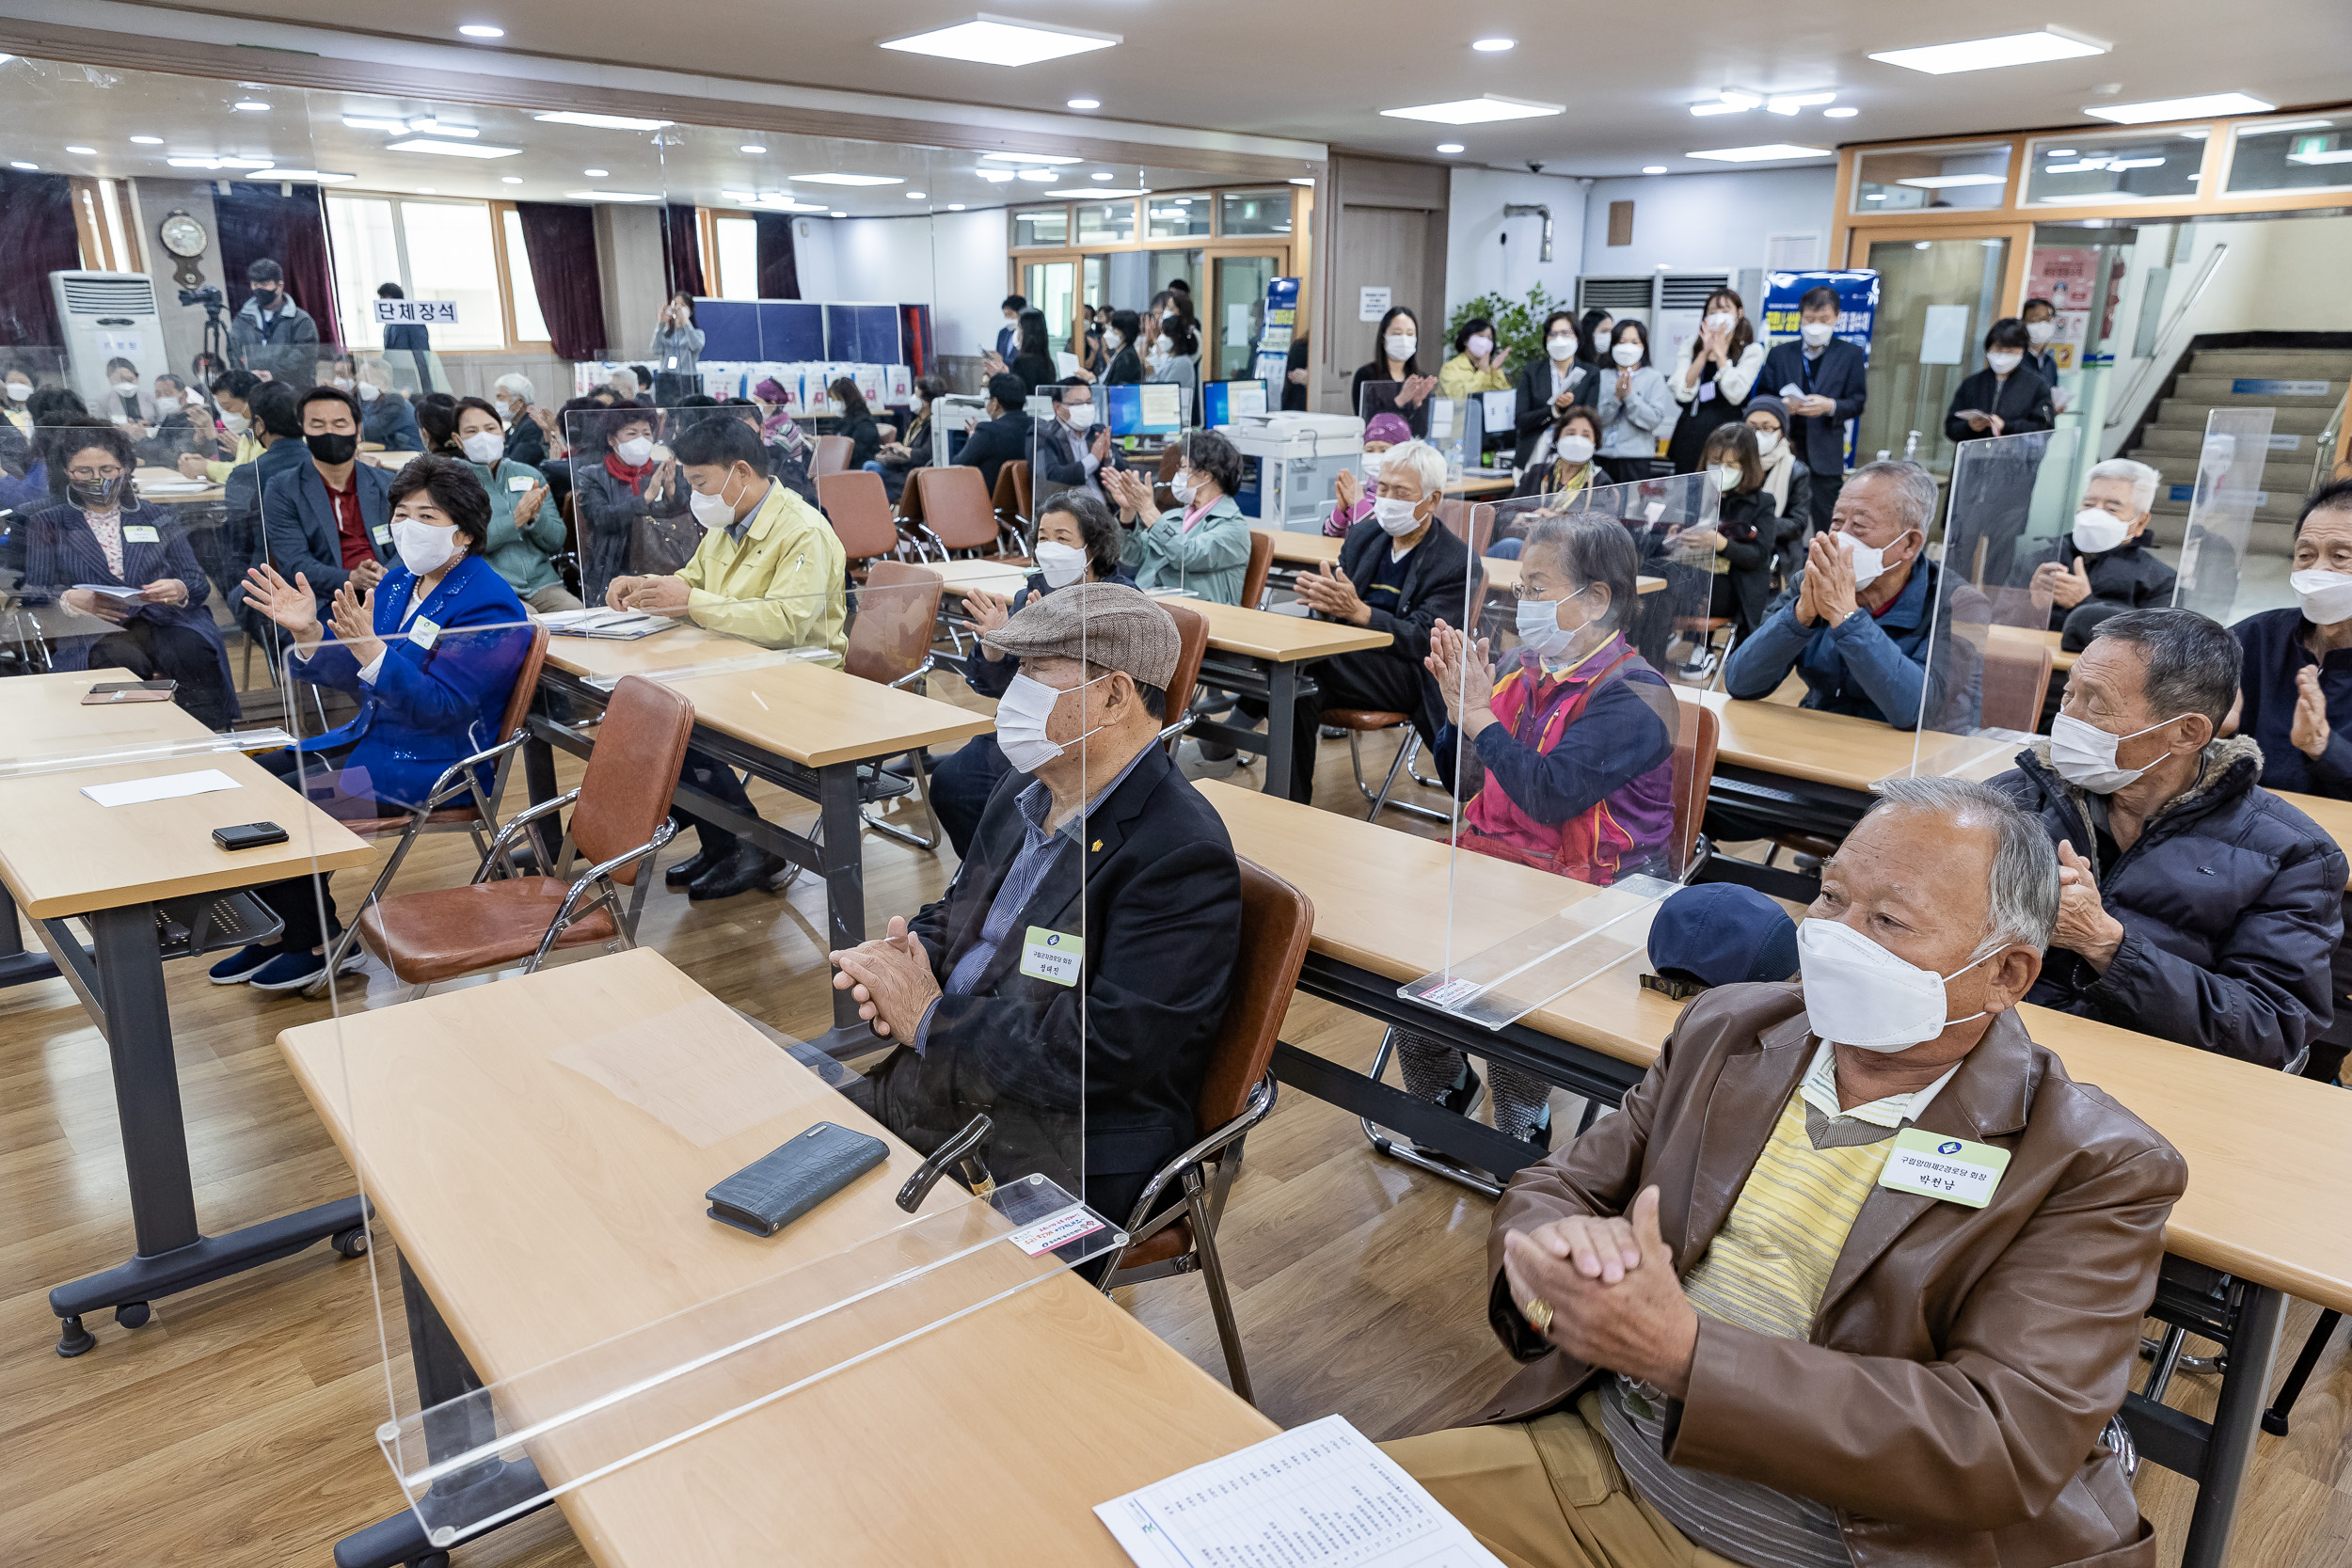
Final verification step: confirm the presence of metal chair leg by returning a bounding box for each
[1363,730,1418,821]
[1365,731,1452,826]
[1183,1164,1252,1405]
[2263,1308,2343,1435]
[860,751,942,851]
[2142,1324,2188,1404]
[1357,1027,1504,1198]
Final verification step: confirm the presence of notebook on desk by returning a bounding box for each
[539,609,680,641]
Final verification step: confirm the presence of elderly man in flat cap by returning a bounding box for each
[830,582,1242,1226]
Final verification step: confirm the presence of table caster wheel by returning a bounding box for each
[115,1301,151,1329]
[56,1315,96,1357]
[331,1225,370,1259]
[2262,1410,2291,1436]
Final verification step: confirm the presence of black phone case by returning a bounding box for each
[706,1122,888,1238]
[212,821,290,850]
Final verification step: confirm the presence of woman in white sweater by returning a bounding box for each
[1664,286,1763,474]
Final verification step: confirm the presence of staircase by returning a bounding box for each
[2128,345,2352,558]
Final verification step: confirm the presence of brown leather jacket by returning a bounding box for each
[1470,982,2185,1568]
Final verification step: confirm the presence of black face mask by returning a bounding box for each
[306,431,358,465]
[72,475,126,507]
[253,287,280,309]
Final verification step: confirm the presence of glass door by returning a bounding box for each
[1210,253,1280,382]
[1852,230,2021,479]
[1022,259,1077,366]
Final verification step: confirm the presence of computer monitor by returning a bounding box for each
[1102,383,1184,436]
[1202,379,1269,426]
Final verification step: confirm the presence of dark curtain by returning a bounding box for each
[217,182,341,348]
[754,213,800,300]
[660,204,705,300]
[515,201,605,361]
[0,171,84,345]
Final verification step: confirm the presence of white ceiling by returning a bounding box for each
[60,0,2352,178]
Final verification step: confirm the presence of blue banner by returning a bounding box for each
[1253,276,1300,391]
[1764,269,1879,469]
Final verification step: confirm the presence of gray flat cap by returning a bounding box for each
[982,580,1181,689]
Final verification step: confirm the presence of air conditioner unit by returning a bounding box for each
[1575,275,1653,330]
[51,271,166,411]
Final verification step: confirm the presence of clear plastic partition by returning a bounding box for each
[1400,478,1718,1032]
[293,551,1111,1543]
[1904,427,2082,781]
[1030,382,1112,523]
[2171,407,2276,624]
[1355,380,1484,484]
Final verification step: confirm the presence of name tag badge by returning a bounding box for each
[122,524,160,543]
[1879,1128,2010,1209]
[508,474,537,492]
[371,524,392,545]
[410,613,442,651]
[1018,925,1084,987]
[1695,382,1717,404]
[667,356,678,370]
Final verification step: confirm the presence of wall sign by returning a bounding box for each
[373,298,458,325]
[1358,286,1391,323]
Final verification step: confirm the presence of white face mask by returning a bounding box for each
[1712,464,1742,494]
[2026,320,2057,346]
[4,382,29,402]
[1752,429,1782,456]
[390,518,459,577]
[1611,341,1643,367]
[1705,311,1736,334]
[155,393,182,412]
[1799,917,1995,1053]
[1800,320,1836,349]
[1466,334,1494,359]
[1516,586,1593,662]
[1170,469,1197,505]
[1592,327,1613,353]
[1034,539,1088,589]
[614,436,655,466]
[1547,335,1576,361]
[1153,335,1173,354]
[2071,507,2129,555]
[1557,433,1595,465]
[1987,349,2025,375]
[1373,496,1422,537]
[111,377,136,392]
[1063,402,1095,429]
[1833,529,1908,592]
[689,467,752,531]
[995,670,1108,774]
[1359,451,1388,483]
[2291,568,2352,626]
[357,380,382,403]
[460,430,504,466]
[331,376,356,391]
[2049,712,2185,794]
[1384,332,1417,361]
[1105,329,1123,350]
[222,411,250,434]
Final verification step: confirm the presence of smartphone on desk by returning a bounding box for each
[84,679,177,704]
[212,821,289,851]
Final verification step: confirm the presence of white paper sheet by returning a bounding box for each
[81,768,241,807]
[1918,305,1971,366]
[1095,1415,1503,1568]
[72,583,147,601]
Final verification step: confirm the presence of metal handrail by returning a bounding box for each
[2105,244,2231,430]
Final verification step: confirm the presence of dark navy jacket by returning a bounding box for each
[262,457,395,607]
[2232,607,2352,799]
[19,497,236,711]
[1723,555,1979,731]
[1758,338,1868,476]
[2008,533,2177,636]
[1988,738,2345,1070]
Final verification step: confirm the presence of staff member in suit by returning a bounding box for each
[991,293,1025,369]
[1101,309,1147,386]
[1034,382,1125,502]
[261,386,394,615]
[20,422,237,729]
[1511,311,1596,470]
[226,456,532,993]
[1947,319,2055,446]
[1757,287,1867,543]
[1385,777,2182,1568]
[829,584,1241,1230]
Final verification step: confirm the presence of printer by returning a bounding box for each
[1218,411,1365,531]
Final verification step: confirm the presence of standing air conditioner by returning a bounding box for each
[50,270,166,410]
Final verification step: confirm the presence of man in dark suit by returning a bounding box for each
[953,371,1036,496]
[1757,285,1868,542]
[1268,436,1472,803]
[219,381,310,636]
[829,584,1241,1228]
[260,385,393,613]
[991,293,1025,369]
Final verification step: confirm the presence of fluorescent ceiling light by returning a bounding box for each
[416,187,437,195]
[1090,171,1113,180]
[2236,119,2334,136]
[946,203,965,210]
[880,14,1120,67]
[501,175,522,183]
[408,119,478,137]
[2087,92,2273,124]
[1089,187,1149,196]
[388,138,522,158]
[1690,102,1749,117]
[1436,143,1465,154]
[583,168,610,177]
[2044,148,2076,156]
[218,156,277,169]
[1380,95,1564,125]
[906,190,927,198]
[1865,193,1888,200]
[2107,156,2166,169]
[457,23,503,38]
[1823,106,1859,119]
[168,156,268,170]
[1687,144,1833,163]
[130,135,163,144]
[977,168,1015,182]
[829,211,845,217]
[342,116,408,133]
[264,169,356,183]
[534,111,673,130]
[1642,165,1668,174]
[565,189,661,201]
[1289,176,1314,185]
[979,151,1082,165]
[66,145,95,155]
[723,190,829,211]
[1471,38,1515,52]
[1767,92,1836,115]
[1016,168,1058,182]
[1066,98,1099,110]
[2042,160,2106,173]
[791,171,904,185]
[1895,173,2007,187]
[232,100,270,112]
[739,143,767,153]
[1868,28,2107,75]
[2288,149,2352,166]
[8,161,35,170]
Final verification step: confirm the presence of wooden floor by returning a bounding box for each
[3,676,2349,1567]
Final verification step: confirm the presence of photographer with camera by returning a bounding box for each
[229,260,320,386]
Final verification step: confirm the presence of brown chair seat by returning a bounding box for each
[339,805,485,838]
[1321,708,1409,732]
[357,878,619,984]
[1117,1217,1193,1270]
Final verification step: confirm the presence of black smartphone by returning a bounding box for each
[84,679,178,704]
[212,821,290,851]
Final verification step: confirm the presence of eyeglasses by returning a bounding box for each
[66,466,124,483]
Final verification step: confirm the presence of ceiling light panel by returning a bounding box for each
[1868,28,2107,74]
[1895,173,2009,187]
[791,172,904,185]
[534,111,674,130]
[1687,144,1833,163]
[880,15,1120,67]
[387,138,522,158]
[979,151,1082,165]
[407,119,478,136]
[2086,92,2274,124]
[565,190,662,201]
[342,117,408,133]
[1380,95,1564,125]
[1767,92,1837,115]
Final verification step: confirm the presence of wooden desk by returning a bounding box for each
[132,466,225,506]
[0,674,377,1356]
[281,950,1275,1566]
[531,625,992,1022]
[924,558,1032,599]
[1262,531,1343,568]
[1989,622,2080,673]
[1204,781,2352,1567]
[1444,470,1516,499]
[1179,600,1391,797]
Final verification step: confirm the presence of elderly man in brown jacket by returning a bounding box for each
[1387,774,2185,1568]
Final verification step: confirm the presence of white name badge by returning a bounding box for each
[1019,925,1084,987]
[508,474,538,492]
[1696,382,1717,404]
[371,524,392,545]
[667,356,678,370]
[1879,1128,2010,1209]
[122,525,160,543]
[410,613,443,650]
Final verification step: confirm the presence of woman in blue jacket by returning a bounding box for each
[221,455,532,993]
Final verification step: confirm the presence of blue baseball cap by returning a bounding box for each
[1646,883,1799,989]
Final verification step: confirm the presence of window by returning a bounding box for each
[2226,119,2352,196]
[2026,130,2207,205]
[1148,194,1212,240]
[327,193,549,349]
[1011,204,1069,246]
[1075,198,1136,244]
[1851,144,2011,213]
[711,213,760,300]
[1216,189,1292,236]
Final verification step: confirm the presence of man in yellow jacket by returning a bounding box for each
[607,413,848,899]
